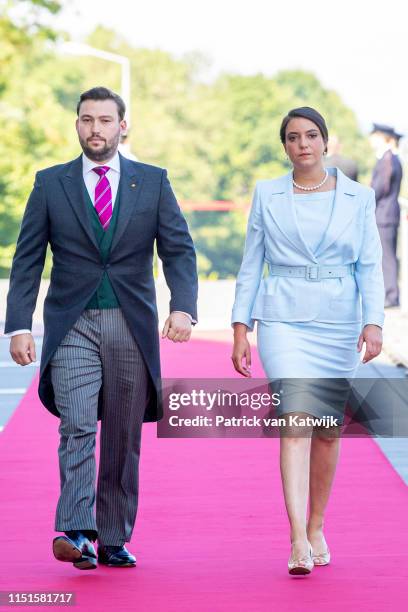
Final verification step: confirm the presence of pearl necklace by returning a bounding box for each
[293,170,329,191]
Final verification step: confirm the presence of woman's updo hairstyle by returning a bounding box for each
[279,107,329,154]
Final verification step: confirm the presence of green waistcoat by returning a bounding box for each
[83,184,120,309]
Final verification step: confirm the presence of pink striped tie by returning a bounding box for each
[93,166,113,231]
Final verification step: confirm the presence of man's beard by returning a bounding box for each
[79,133,120,162]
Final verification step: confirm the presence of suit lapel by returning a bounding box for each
[60,153,146,255]
[110,153,145,254]
[60,155,100,253]
[267,172,318,262]
[267,167,358,261]
[314,168,358,257]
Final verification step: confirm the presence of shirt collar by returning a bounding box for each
[82,150,121,175]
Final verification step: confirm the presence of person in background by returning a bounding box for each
[324,134,359,181]
[118,131,138,161]
[370,123,403,308]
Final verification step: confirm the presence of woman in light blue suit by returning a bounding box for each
[231,107,384,576]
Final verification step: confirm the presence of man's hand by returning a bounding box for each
[357,324,383,364]
[162,312,192,343]
[10,333,37,366]
[231,323,252,377]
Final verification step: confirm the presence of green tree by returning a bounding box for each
[0,0,83,276]
[0,19,374,279]
[184,70,370,278]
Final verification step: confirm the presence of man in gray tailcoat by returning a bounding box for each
[4,87,198,569]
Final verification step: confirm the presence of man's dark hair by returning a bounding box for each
[76,87,126,121]
[280,107,329,153]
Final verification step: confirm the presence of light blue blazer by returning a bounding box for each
[231,167,385,331]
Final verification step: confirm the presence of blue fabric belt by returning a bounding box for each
[268,263,355,282]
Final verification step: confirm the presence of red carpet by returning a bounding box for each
[0,338,407,611]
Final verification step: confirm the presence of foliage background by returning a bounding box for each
[0,0,380,278]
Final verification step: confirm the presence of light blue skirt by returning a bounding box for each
[257,320,361,420]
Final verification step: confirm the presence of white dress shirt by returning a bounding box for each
[82,151,120,208]
[5,152,194,337]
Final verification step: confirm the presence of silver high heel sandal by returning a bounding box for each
[288,541,314,575]
[312,548,331,566]
[311,533,330,565]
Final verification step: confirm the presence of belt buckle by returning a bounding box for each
[306,265,320,281]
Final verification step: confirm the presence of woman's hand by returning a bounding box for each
[231,323,252,377]
[357,324,383,364]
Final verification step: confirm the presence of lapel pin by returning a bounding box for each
[131,183,137,188]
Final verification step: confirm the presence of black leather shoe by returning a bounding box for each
[98,545,136,567]
[53,531,97,570]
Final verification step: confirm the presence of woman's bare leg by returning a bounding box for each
[279,414,313,558]
[307,428,341,554]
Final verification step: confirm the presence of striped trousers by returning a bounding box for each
[50,308,149,546]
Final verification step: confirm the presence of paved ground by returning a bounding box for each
[0,335,43,432]
[382,306,408,367]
